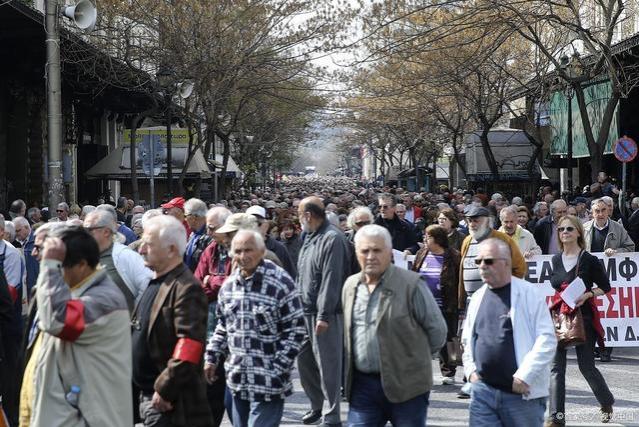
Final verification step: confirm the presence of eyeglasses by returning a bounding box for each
[84,226,105,232]
[557,226,576,233]
[355,221,370,227]
[56,210,64,213]
[474,258,506,266]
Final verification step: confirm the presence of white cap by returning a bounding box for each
[246,205,266,219]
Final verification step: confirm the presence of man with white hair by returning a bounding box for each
[132,215,212,426]
[205,230,305,427]
[84,210,152,312]
[14,217,38,292]
[342,225,446,425]
[184,198,212,272]
[55,202,70,222]
[498,206,541,259]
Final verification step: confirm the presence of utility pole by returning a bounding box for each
[46,0,64,216]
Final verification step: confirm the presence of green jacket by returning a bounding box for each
[342,264,447,403]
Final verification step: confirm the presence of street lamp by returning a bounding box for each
[559,53,582,197]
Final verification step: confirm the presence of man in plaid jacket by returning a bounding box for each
[205,229,305,427]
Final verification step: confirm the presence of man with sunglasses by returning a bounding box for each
[457,205,527,399]
[462,238,556,427]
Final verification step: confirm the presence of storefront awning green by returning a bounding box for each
[549,81,618,157]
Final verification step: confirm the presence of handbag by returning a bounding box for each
[551,307,586,347]
[550,251,586,347]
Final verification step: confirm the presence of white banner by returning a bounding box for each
[526,253,639,347]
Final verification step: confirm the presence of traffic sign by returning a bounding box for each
[614,136,638,163]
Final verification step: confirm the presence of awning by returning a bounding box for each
[85,145,211,180]
[214,154,241,175]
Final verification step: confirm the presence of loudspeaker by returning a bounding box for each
[62,0,97,31]
[177,81,194,99]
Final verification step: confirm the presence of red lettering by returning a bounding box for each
[635,287,639,318]
[618,287,634,318]
[606,289,618,319]
[595,295,605,317]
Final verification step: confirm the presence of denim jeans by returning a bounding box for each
[347,370,430,427]
[469,381,546,427]
[548,320,614,424]
[231,395,284,427]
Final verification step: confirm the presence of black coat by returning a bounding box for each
[533,216,554,254]
[374,214,420,254]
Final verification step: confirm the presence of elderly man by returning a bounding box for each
[14,217,38,292]
[374,193,420,254]
[84,210,151,312]
[27,226,133,426]
[296,196,351,426]
[498,206,541,259]
[462,238,556,426]
[457,206,527,399]
[205,230,305,427]
[133,215,212,426]
[27,207,42,228]
[162,196,191,236]
[194,207,233,426]
[342,225,446,426]
[55,202,70,222]
[534,199,568,255]
[184,198,212,272]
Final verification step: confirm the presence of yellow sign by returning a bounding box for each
[122,128,194,145]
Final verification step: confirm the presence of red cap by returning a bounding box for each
[161,197,185,210]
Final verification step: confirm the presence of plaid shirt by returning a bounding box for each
[206,259,305,401]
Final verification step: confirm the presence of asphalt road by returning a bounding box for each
[220,347,639,426]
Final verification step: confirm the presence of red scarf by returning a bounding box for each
[550,282,605,349]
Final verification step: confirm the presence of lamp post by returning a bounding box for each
[156,66,175,197]
[560,53,583,197]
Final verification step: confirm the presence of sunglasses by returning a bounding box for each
[56,209,65,213]
[474,258,506,266]
[355,221,370,227]
[558,226,575,233]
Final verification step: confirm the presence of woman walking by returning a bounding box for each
[413,224,461,384]
[546,215,614,426]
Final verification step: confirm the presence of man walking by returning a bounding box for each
[205,230,305,427]
[374,193,419,254]
[296,196,351,426]
[28,226,133,426]
[342,225,447,426]
[184,198,212,272]
[462,238,556,426]
[133,215,212,426]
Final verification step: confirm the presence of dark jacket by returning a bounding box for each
[22,231,38,293]
[533,216,555,254]
[413,247,461,314]
[296,219,351,319]
[142,263,212,427]
[624,208,639,246]
[374,214,420,254]
[447,229,466,252]
[266,235,297,279]
[282,234,302,267]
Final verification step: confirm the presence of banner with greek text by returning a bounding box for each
[526,253,639,347]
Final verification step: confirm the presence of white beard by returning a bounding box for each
[469,223,490,240]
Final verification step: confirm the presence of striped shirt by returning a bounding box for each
[418,253,444,307]
[463,239,483,293]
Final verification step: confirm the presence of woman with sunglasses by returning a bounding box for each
[413,224,461,385]
[546,215,614,426]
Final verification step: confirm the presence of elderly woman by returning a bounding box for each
[345,207,374,243]
[413,224,460,384]
[517,206,532,230]
[436,208,466,251]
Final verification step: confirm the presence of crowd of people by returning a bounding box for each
[0,170,631,426]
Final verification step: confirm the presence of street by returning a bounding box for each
[221,348,639,426]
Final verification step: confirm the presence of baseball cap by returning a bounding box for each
[161,197,185,210]
[246,205,266,219]
[216,213,259,234]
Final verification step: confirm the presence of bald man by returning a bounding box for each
[296,197,351,426]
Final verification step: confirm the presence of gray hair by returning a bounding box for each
[57,202,69,212]
[12,216,31,232]
[354,224,392,250]
[601,196,614,208]
[131,213,144,227]
[96,204,118,224]
[0,213,4,230]
[347,207,374,229]
[4,221,15,241]
[230,229,266,256]
[631,197,639,209]
[85,209,117,233]
[34,222,64,238]
[207,207,232,225]
[499,205,518,220]
[144,215,187,256]
[141,209,162,229]
[395,203,406,211]
[184,198,208,217]
[591,198,608,208]
[27,207,40,221]
[550,199,567,215]
[532,202,547,215]
[512,196,523,206]
[81,205,96,218]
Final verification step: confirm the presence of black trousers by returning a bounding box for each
[439,309,458,378]
[1,330,21,427]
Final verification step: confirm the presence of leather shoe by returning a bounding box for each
[600,353,612,362]
[601,405,613,423]
[302,409,322,425]
[456,390,470,399]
